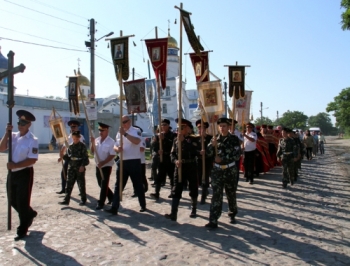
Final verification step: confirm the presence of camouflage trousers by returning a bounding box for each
[293,159,300,178]
[209,166,237,224]
[64,166,86,203]
[282,158,294,184]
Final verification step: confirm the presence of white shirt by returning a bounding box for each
[244,131,257,152]
[233,129,243,142]
[11,131,39,172]
[94,136,116,167]
[115,126,141,160]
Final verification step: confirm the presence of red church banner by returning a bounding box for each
[189,51,209,82]
[145,38,168,89]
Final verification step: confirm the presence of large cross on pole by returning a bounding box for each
[0,50,26,230]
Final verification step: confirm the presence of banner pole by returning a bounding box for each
[201,116,205,184]
[156,75,163,163]
[118,69,124,201]
[198,100,205,184]
[177,2,184,183]
[77,85,104,181]
[231,96,236,132]
[6,51,15,231]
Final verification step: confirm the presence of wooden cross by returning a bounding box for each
[0,51,26,108]
[0,50,26,231]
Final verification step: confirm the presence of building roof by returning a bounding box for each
[66,68,90,86]
[168,36,178,49]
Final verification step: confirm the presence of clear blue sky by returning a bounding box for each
[1,0,349,125]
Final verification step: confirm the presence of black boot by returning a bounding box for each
[190,197,197,218]
[228,210,238,224]
[165,198,179,221]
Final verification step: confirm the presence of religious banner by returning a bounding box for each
[197,80,224,114]
[235,90,253,125]
[178,8,204,55]
[109,37,130,81]
[68,76,79,115]
[145,38,168,89]
[145,79,159,128]
[228,66,245,99]
[48,108,68,145]
[189,51,209,82]
[123,78,147,114]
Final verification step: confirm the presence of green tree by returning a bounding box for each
[277,110,308,129]
[341,0,350,30]
[254,116,273,126]
[308,112,334,135]
[326,87,350,133]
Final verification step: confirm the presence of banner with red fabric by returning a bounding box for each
[123,78,147,114]
[145,38,168,89]
[189,51,209,82]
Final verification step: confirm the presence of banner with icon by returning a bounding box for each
[123,78,147,113]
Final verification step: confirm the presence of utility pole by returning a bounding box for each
[260,102,263,121]
[89,18,96,134]
[277,111,279,122]
[85,19,113,136]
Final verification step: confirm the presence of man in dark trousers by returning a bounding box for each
[106,115,146,215]
[150,118,176,200]
[195,119,213,205]
[243,122,257,185]
[0,110,38,241]
[164,118,199,221]
[90,122,116,210]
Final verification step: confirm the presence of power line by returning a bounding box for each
[0,8,86,36]
[4,0,87,28]
[94,53,147,79]
[0,26,83,49]
[0,37,87,52]
[28,0,88,20]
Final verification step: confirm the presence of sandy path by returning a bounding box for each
[0,137,349,265]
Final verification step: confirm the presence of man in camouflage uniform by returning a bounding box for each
[276,127,298,188]
[205,118,241,229]
[164,118,199,221]
[58,131,90,205]
[195,119,213,205]
[150,119,176,199]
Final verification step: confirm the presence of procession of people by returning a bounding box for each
[1,108,328,241]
